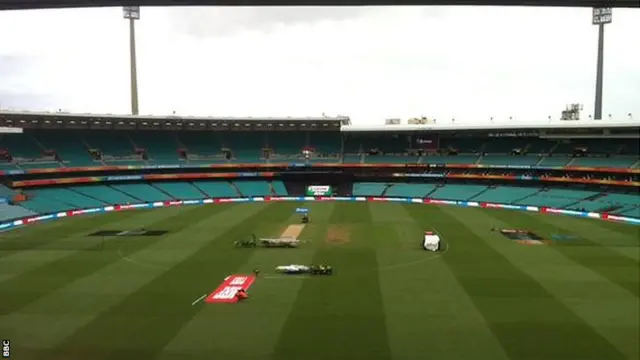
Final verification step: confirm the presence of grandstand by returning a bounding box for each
[0,111,638,223]
[2,129,639,169]
[1,111,639,169]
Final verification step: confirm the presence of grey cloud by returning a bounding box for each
[166,7,377,37]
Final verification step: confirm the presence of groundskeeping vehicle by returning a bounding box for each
[235,234,257,248]
[259,237,300,248]
[423,231,441,252]
[275,264,333,275]
[235,234,300,248]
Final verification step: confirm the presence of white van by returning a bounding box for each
[423,231,441,252]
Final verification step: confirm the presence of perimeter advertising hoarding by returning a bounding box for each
[306,185,333,196]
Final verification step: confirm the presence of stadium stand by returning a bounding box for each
[385,183,437,198]
[352,182,388,196]
[233,180,272,196]
[470,186,541,203]
[429,184,489,201]
[0,180,636,222]
[191,181,240,198]
[20,195,73,214]
[110,184,173,202]
[83,131,145,165]
[479,155,540,165]
[24,188,106,209]
[270,181,289,196]
[0,184,16,198]
[35,131,96,167]
[71,185,138,204]
[0,203,37,222]
[151,182,205,199]
[1,129,639,169]
[129,132,181,165]
[0,119,638,221]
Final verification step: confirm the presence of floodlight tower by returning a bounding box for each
[592,7,612,120]
[123,6,140,115]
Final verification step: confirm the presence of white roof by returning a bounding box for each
[342,118,639,132]
[0,110,349,122]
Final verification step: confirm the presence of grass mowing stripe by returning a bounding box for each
[0,209,185,282]
[272,202,393,360]
[490,210,639,298]
[527,212,640,262]
[328,201,373,224]
[157,202,332,360]
[272,249,392,360]
[48,202,300,360]
[0,205,224,316]
[375,204,510,360]
[587,216,640,238]
[0,204,241,360]
[459,207,639,360]
[0,210,147,257]
[404,204,627,360]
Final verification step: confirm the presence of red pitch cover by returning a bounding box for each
[205,274,256,304]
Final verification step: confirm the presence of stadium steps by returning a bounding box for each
[425,186,439,198]
[268,182,277,196]
[354,182,388,197]
[192,181,243,198]
[23,190,78,212]
[563,199,585,210]
[585,193,606,201]
[67,187,112,205]
[108,185,144,202]
[565,157,577,166]
[150,183,179,200]
[230,181,244,197]
[190,182,213,198]
[233,181,272,197]
[469,186,492,200]
[548,142,560,155]
[270,181,288,196]
[631,159,640,168]
[32,188,107,209]
[384,183,437,198]
[380,184,393,196]
[600,205,625,213]
[512,189,543,204]
[32,136,48,153]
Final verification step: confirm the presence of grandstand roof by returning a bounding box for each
[342,118,640,132]
[0,110,349,131]
[0,110,638,134]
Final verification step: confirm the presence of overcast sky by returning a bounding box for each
[0,6,638,125]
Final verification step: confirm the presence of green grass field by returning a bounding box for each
[1,201,638,360]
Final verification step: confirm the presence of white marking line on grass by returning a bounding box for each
[263,275,309,280]
[191,293,208,306]
[263,228,451,279]
[377,226,450,272]
[117,242,169,270]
